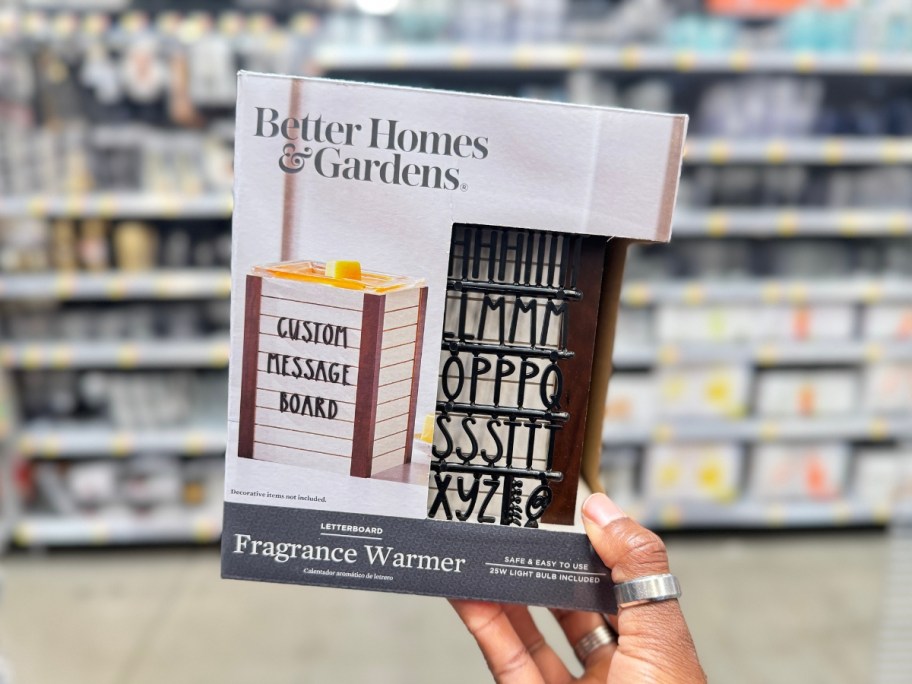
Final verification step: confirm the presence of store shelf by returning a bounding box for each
[13,511,222,547]
[18,424,226,458]
[628,499,891,530]
[614,341,912,368]
[603,416,912,444]
[0,9,305,44]
[1,339,229,370]
[0,193,233,219]
[673,209,912,237]
[1,197,906,238]
[4,9,912,77]
[622,278,912,307]
[316,44,912,75]
[684,137,912,165]
[0,269,230,301]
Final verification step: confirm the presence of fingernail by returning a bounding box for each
[582,493,627,527]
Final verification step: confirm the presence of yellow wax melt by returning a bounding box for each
[419,413,436,443]
[325,260,362,281]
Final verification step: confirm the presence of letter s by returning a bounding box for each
[473,137,489,159]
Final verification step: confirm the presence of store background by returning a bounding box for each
[0,0,910,682]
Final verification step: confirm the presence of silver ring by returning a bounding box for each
[573,624,616,664]
[613,573,681,608]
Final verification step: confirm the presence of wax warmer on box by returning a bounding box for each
[238,260,428,478]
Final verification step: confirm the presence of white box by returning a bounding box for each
[657,364,751,419]
[750,443,850,500]
[862,305,912,340]
[222,73,688,611]
[756,370,857,417]
[603,372,656,425]
[862,363,912,414]
[642,443,742,502]
[655,304,854,343]
[853,448,906,505]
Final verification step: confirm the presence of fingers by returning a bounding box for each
[502,605,572,684]
[582,493,671,583]
[550,608,616,671]
[581,494,705,680]
[450,600,546,684]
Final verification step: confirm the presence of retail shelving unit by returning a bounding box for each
[17,424,226,459]
[0,193,233,220]
[0,269,230,301]
[3,3,911,540]
[13,510,223,547]
[0,339,229,370]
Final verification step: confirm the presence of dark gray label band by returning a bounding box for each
[221,502,616,613]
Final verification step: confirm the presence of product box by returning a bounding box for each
[656,304,855,343]
[603,372,656,426]
[852,447,907,506]
[642,443,742,502]
[862,304,912,340]
[755,369,857,417]
[221,73,686,612]
[749,443,850,500]
[657,364,751,419]
[863,363,912,414]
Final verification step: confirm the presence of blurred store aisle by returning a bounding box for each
[0,531,884,684]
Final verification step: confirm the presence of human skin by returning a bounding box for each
[450,493,707,683]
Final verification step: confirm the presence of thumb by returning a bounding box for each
[582,493,705,681]
[582,493,671,584]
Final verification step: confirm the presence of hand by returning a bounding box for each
[450,493,706,683]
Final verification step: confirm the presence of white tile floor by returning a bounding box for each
[0,531,887,684]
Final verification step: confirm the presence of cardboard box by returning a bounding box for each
[221,73,686,611]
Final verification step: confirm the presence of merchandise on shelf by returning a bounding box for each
[852,445,912,506]
[863,304,912,340]
[642,443,742,503]
[0,218,232,274]
[16,370,227,429]
[0,300,230,342]
[656,304,855,342]
[862,363,912,414]
[28,457,224,517]
[657,364,750,419]
[749,443,850,501]
[755,369,857,417]
[603,372,656,426]
[680,165,912,208]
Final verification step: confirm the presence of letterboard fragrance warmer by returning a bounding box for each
[239,260,427,478]
[222,72,687,612]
